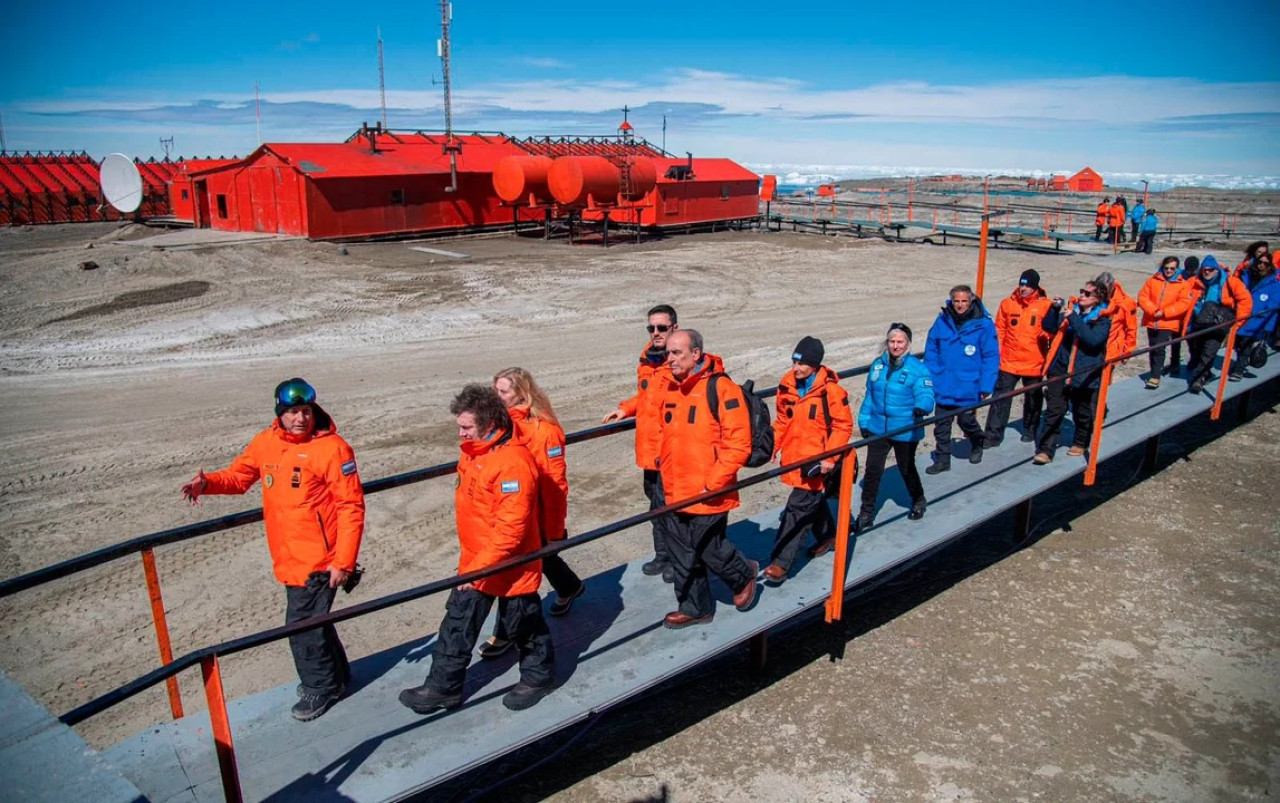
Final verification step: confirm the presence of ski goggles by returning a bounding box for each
[275,379,317,409]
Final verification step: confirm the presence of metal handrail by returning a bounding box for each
[60,309,1271,725]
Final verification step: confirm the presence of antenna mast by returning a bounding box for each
[0,112,6,155]
[255,81,262,145]
[159,136,174,161]
[377,27,388,130]
[438,0,459,191]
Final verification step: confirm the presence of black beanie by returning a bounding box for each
[1018,269,1041,290]
[792,336,824,368]
[1183,255,1200,273]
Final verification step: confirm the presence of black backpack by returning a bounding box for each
[707,374,774,468]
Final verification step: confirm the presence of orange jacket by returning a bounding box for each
[657,353,751,515]
[509,404,568,542]
[1107,203,1125,228]
[994,288,1054,376]
[1192,271,1253,319]
[204,414,365,587]
[617,344,676,470]
[1137,272,1198,332]
[772,365,854,491]
[1100,281,1138,362]
[1095,202,1109,226]
[455,428,542,597]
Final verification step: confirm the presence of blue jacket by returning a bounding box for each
[1238,270,1280,338]
[925,298,1000,406]
[858,353,935,442]
[1043,302,1112,388]
[1140,212,1158,233]
[1130,203,1146,223]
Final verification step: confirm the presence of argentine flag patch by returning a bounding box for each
[547,445,564,458]
[341,460,358,476]
[501,480,521,494]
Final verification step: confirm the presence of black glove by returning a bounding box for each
[859,427,873,439]
[913,408,929,418]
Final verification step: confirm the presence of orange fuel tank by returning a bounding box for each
[492,155,554,204]
[548,156,619,206]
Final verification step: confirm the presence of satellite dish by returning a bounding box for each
[100,153,143,213]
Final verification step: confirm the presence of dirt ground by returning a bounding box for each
[0,206,1276,799]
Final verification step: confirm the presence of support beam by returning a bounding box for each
[1013,498,1033,542]
[1237,389,1253,424]
[1142,434,1161,474]
[749,632,768,673]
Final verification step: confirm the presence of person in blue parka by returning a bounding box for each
[1232,254,1280,379]
[924,284,999,474]
[856,322,935,531]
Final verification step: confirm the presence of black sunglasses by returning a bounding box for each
[1078,288,1096,297]
[646,324,671,334]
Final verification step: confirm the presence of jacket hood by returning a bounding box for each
[674,352,726,390]
[270,405,335,443]
[1201,255,1220,271]
[783,364,840,395]
[459,426,514,458]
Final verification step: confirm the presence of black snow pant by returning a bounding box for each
[983,371,1043,445]
[286,572,351,696]
[643,469,678,566]
[859,439,925,518]
[427,588,555,696]
[933,403,983,459]
[1146,328,1176,377]
[668,512,754,619]
[770,487,834,572]
[1188,328,1225,387]
[1038,380,1098,455]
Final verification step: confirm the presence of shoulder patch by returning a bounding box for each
[923,378,934,386]
[547,445,564,458]
[501,480,521,494]
[341,460,358,476]
[724,398,741,410]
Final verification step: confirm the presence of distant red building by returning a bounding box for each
[1067,167,1104,193]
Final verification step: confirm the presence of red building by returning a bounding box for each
[1067,166,1104,193]
[179,126,760,239]
[1,153,176,225]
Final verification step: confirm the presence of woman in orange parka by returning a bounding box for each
[181,378,364,721]
[1137,257,1198,388]
[477,367,585,660]
[399,384,555,714]
[1095,272,1138,372]
[1095,198,1110,241]
[764,336,853,584]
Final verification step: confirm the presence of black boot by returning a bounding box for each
[925,456,951,475]
[908,498,927,520]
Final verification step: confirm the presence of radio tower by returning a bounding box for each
[438,0,459,191]
[377,27,388,130]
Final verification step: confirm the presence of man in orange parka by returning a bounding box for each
[603,304,679,582]
[657,329,759,628]
[1108,200,1126,245]
[180,378,365,721]
[1137,257,1198,388]
[1094,198,1110,241]
[763,336,853,584]
[983,270,1053,447]
[399,384,555,714]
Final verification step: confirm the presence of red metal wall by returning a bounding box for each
[194,155,307,235]
[1,154,176,226]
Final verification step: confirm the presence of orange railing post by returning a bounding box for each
[141,546,183,719]
[202,654,244,803]
[1211,323,1242,421]
[1083,363,1114,486]
[907,179,914,222]
[824,452,857,623]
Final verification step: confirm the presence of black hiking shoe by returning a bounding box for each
[399,685,462,715]
[291,686,344,721]
[502,683,554,711]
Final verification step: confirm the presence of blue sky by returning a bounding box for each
[3,0,1279,179]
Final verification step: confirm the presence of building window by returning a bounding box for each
[391,189,405,205]
[181,189,189,201]
[721,184,730,201]
[216,195,228,218]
